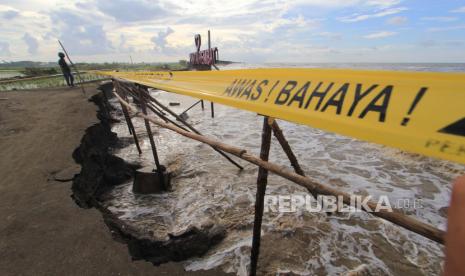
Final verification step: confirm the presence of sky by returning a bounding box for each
[1,0,465,63]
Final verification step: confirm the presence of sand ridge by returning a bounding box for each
[0,85,226,275]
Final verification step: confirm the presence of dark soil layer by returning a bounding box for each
[72,93,137,208]
[71,88,226,266]
[0,85,227,275]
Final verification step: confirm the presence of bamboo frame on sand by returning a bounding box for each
[113,91,445,245]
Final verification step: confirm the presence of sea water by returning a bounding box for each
[102,63,465,275]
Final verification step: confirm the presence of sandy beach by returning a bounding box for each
[0,85,226,275]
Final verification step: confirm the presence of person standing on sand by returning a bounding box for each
[58,52,74,87]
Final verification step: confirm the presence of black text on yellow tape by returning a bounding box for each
[98,69,465,164]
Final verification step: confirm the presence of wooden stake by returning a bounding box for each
[211,102,215,118]
[115,79,242,169]
[250,117,273,276]
[271,120,318,200]
[180,99,203,116]
[122,83,136,135]
[271,120,305,176]
[118,83,133,135]
[114,92,445,244]
[117,82,189,132]
[114,81,142,154]
[140,98,161,170]
[140,95,165,186]
[141,98,189,131]
[144,89,243,170]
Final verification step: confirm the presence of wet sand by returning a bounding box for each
[0,85,226,275]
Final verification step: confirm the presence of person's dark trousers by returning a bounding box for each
[63,71,74,87]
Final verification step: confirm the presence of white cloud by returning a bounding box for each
[2,10,19,19]
[421,16,458,22]
[318,32,343,40]
[363,31,397,39]
[0,41,11,57]
[22,33,39,54]
[118,34,135,53]
[50,7,114,55]
[419,39,465,48]
[0,0,464,63]
[96,0,175,23]
[427,25,465,32]
[366,0,401,8]
[0,4,18,12]
[339,7,407,22]
[151,27,174,52]
[263,15,314,32]
[386,16,407,25]
[284,0,401,9]
[451,6,465,13]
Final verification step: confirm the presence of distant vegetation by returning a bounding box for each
[0,59,237,91]
[0,72,106,91]
[74,61,190,71]
[0,59,236,71]
[22,67,59,77]
[0,60,189,73]
[0,61,57,69]
[0,60,189,91]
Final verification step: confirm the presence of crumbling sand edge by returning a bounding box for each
[71,91,225,265]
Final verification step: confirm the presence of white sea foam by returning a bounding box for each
[102,63,465,275]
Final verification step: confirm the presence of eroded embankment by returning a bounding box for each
[71,91,225,265]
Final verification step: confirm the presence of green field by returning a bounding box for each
[0,61,189,91]
[0,73,107,91]
[0,69,24,79]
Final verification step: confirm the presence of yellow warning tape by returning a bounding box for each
[98,69,465,165]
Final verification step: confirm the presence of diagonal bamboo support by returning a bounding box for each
[140,96,163,173]
[115,79,243,170]
[271,120,318,200]
[113,91,445,244]
[117,82,189,132]
[143,87,243,170]
[113,81,142,154]
[271,120,305,176]
[180,99,203,117]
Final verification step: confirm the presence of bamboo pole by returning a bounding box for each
[250,117,273,276]
[140,96,161,170]
[113,81,133,135]
[117,82,189,132]
[124,83,166,116]
[271,120,318,200]
[142,86,243,170]
[116,79,242,169]
[271,120,305,176]
[142,99,189,131]
[180,99,203,116]
[113,82,142,154]
[140,95,165,185]
[58,40,86,95]
[113,92,445,244]
[116,82,133,135]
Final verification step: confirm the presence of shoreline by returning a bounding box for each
[0,84,227,275]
